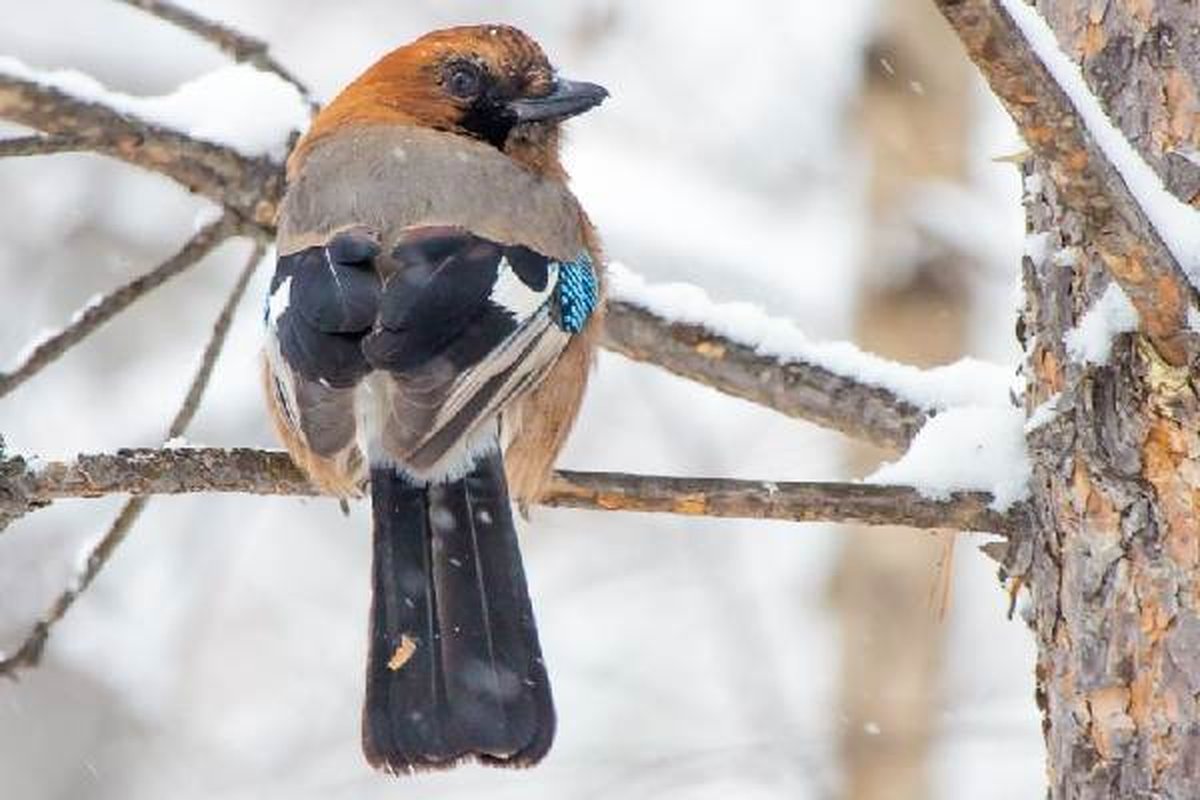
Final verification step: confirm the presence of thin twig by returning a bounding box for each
[0,243,265,675]
[114,0,315,107]
[0,134,97,157]
[166,240,265,439]
[0,447,1029,538]
[932,0,1198,365]
[603,300,929,452]
[545,471,1025,535]
[0,215,236,400]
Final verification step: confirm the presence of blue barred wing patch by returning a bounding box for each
[553,253,598,333]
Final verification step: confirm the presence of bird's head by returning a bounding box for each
[297,25,607,176]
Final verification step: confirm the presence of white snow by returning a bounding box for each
[1022,232,1051,266]
[1000,0,1200,284]
[1052,247,1081,267]
[1176,146,1200,168]
[6,326,56,370]
[1189,305,1200,333]
[1025,393,1061,433]
[192,204,224,232]
[70,292,105,323]
[4,294,104,372]
[1064,282,1139,365]
[868,405,1031,512]
[608,263,1014,413]
[0,57,310,160]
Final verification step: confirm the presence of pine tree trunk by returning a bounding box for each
[1019,3,1200,796]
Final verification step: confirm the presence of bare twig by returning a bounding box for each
[0,243,265,675]
[545,471,1025,536]
[0,215,236,400]
[932,0,1198,365]
[0,73,287,228]
[0,447,1029,538]
[166,241,265,438]
[0,498,144,675]
[0,134,97,157]
[604,300,928,451]
[115,0,314,106]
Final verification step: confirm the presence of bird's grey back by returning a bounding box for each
[277,125,586,261]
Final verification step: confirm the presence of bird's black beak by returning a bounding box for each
[508,79,609,123]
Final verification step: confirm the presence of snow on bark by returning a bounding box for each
[608,262,1015,414]
[999,0,1200,285]
[0,56,310,160]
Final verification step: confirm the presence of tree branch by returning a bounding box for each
[0,447,1028,538]
[0,72,286,228]
[603,300,928,451]
[0,215,238,400]
[166,241,264,438]
[115,0,314,106]
[0,243,265,675]
[931,0,1198,365]
[0,134,99,157]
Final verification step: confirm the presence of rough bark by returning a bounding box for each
[932,0,1196,366]
[1022,157,1200,800]
[930,1,1200,795]
[1015,4,1200,792]
[1036,0,1200,206]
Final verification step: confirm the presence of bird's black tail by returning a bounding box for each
[363,449,554,773]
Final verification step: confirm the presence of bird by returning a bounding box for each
[262,25,607,773]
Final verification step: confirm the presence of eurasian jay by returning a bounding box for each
[262,25,607,772]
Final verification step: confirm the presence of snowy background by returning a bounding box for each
[0,1,1042,797]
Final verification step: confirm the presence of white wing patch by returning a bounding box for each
[489,259,557,322]
[267,276,292,327]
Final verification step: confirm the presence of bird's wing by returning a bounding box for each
[265,225,597,480]
[362,226,588,477]
[264,229,380,481]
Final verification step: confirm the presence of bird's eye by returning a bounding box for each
[446,64,483,99]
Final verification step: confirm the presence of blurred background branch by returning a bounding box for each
[113,0,314,103]
[0,242,262,676]
[0,215,239,400]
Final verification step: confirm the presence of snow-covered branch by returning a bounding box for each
[933,0,1200,366]
[0,447,1028,537]
[605,265,1012,451]
[0,63,293,229]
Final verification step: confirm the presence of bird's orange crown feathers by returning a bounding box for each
[290,25,604,178]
